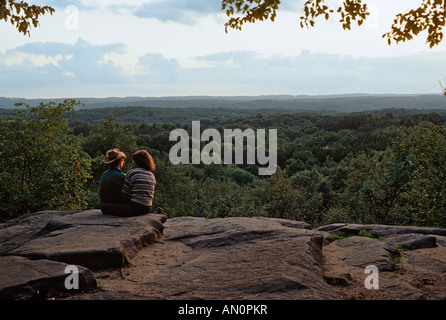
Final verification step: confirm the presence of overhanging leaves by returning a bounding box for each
[223,0,446,47]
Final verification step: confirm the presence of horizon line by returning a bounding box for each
[1,92,443,101]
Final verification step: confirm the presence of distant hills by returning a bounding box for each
[1,94,445,113]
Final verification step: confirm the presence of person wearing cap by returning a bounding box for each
[99,149,127,206]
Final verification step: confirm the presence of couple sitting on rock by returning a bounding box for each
[99,148,163,217]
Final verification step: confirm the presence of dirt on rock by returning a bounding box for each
[322,239,446,300]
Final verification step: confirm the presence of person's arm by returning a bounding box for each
[147,172,156,199]
[99,172,105,202]
[121,173,133,200]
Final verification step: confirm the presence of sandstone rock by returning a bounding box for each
[0,210,167,300]
[334,236,400,271]
[1,211,446,301]
[407,253,446,273]
[140,216,340,300]
[68,290,160,300]
[341,239,400,271]
[381,277,424,300]
[433,235,446,247]
[0,211,76,255]
[430,292,446,300]
[0,255,96,300]
[382,233,437,250]
[323,272,352,286]
[335,236,377,248]
[9,210,166,268]
[316,223,446,237]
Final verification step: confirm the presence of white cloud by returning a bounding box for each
[1,37,443,98]
[137,53,181,83]
[132,0,221,24]
[0,39,128,90]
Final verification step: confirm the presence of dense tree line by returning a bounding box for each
[1,101,446,227]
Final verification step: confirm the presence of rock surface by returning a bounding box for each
[0,210,166,299]
[129,216,337,300]
[0,255,96,300]
[6,210,166,268]
[0,211,445,300]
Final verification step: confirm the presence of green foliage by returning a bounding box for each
[3,103,446,228]
[332,230,380,240]
[82,112,138,187]
[393,122,446,226]
[151,157,200,217]
[197,178,257,218]
[358,230,380,238]
[0,100,91,220]
[83,112,138,159]
[69,109,446,228]
[250,168,302,220]
[325,121,446,227]
[332,232,354,240]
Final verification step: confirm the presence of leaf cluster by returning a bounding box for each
[299,0,369,30]
[223,0,446,47]
[383,0,446,48]
[0,0,54,36]
[222,0,281,32]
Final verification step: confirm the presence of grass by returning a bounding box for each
[332,230,382,240]
[358,230,382,239]
[393,244,406,263]
[332,232,354,240]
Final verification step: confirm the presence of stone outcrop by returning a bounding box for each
[133,216,337,300]
[0,210,166,299]
[0,255,96,300]
[8,210,166,268]
[0,211,445,300]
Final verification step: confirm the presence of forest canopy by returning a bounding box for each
[1,102,446,228]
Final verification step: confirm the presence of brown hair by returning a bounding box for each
[132,150,155,171]
[110,157,126,168]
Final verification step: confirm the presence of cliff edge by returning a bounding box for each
[0,210,445,300]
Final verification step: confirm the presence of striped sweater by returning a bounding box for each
[121,168,156,206]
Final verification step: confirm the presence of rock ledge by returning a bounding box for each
[0,211,445,300]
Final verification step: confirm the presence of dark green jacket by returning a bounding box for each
[99,168,126,203]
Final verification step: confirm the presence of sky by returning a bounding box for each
[1,0,446,98]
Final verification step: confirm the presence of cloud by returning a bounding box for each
[137,53,181,84]
[0,39,128,91]
[131,0,222,25]
[34,0,222,23]
[32,0,301,26]
[176,50,445,95]
[0,38,444,97]
[128,0,301,24]
[33,0,93,10]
